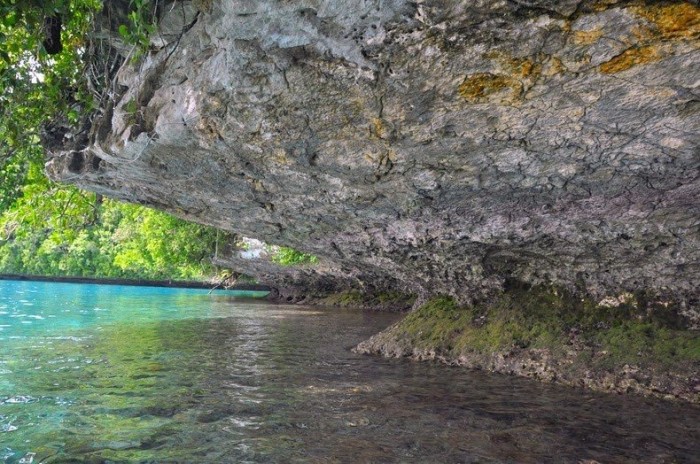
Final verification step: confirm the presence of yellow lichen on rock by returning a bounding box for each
[599,45,661,74]
[631,3,700,39]
[272,148,290,165]
[595,3,700,75]
[542,56,566,77]
[370,117,386,139]
[592,0,621,12]
[573,28,604,45]
[458,73,522,104]
[485,51,541,79]
[505,56,538,78]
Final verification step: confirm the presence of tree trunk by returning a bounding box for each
[42,15,62,55]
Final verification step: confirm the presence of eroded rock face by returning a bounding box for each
[47,1,700,322]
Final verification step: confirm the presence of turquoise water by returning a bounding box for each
[0,280,291,462]
[1,280,699,463]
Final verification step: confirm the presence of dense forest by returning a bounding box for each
[0,170,228,280]
[0,1,230,281]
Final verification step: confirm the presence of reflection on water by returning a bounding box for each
[1,280,699,463]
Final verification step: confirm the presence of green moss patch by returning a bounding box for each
[393,286,700,371]
[593,322,700,368]
[321,291,365,306]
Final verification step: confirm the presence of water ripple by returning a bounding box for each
[1,280,699,463]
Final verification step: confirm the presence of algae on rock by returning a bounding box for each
[356,286,700,403]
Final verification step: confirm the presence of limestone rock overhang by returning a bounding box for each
[45,0,700,325]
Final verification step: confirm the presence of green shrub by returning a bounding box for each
[269,246,319,266]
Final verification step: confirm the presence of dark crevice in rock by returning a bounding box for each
[68,152,85,174]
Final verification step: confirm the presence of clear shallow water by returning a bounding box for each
[1,280,699,463]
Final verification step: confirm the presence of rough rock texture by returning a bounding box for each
[354,293,700,402]
[212,241,414,308]
[47,1,700,324]
[212,247,363,303]
[357,336,700,403]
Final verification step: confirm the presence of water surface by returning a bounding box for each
[1,280,699,463]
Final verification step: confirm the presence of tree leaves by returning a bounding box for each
[0,1,99,212]
[0,0,234,281]
[2,11,18,28]
[0,181,230,280]
[269,246,319,266]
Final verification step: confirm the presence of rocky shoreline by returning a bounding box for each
[356,333,700,404]
[353,287,700,404]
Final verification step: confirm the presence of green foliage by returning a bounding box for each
[117,0,156,62]
[593,322,700,368]
[0,149,33,212]
[269,245,319,266]
[0,0,101,212]
[0,173,230,280]
[0,1,229,281]
[321,291,364,306]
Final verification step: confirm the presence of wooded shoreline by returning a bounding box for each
[0,273,271,292]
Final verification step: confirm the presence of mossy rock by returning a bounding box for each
[391,285,700,371]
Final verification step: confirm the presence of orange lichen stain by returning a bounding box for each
[630,23,653,43]
[458,73,522,103]
[470,52,549,102]
[573,28,604,45]
[599,45,661,74]
[592,0,622,12]
[509,57,540,78]
[631,3,700,39]
[485,52,540,79]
